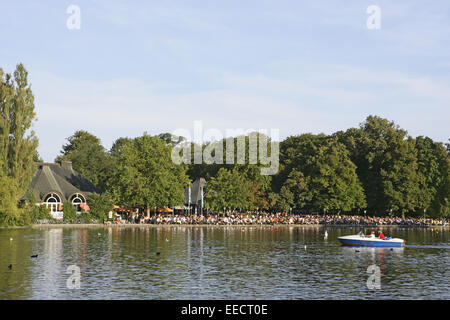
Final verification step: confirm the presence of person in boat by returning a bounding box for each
[378,230,386,239]
[369,231,376,238]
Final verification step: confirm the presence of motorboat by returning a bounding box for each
[338,232,405,247]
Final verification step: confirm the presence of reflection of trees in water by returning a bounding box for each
[36,228,63,298]
[185,227,205,294]
[0,229,34,299]
[1,226,448,299]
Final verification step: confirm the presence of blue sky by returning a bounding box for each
[1,0,449,161]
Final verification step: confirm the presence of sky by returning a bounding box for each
[1,0,449,162]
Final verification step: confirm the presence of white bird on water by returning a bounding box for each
[324,231,328,239]
[10,238,13,241]
[304,245,307,251]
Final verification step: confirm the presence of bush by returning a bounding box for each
[62,201,78,222]
[79,211,98,224]
[31,204,53,222]
[87,193,114,222]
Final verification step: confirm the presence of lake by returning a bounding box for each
[1,225,449,299]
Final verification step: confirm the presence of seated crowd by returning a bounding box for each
[112,211,449,227]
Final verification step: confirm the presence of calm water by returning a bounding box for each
[0,225,449,300]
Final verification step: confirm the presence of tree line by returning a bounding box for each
[1,64,449,225]
[56,117,449,219]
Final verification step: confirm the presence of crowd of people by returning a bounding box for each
[114,212,449,227]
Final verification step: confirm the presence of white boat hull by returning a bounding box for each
[338,235,405,247]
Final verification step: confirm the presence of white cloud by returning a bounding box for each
[29,61,450,161]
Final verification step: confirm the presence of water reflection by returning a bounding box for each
[0,226,449,299]
[34,229,63,298]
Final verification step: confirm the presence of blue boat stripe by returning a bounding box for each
[338,239,403,247]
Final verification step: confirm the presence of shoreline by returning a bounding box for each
[21,223,450,229]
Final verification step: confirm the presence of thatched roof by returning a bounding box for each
[25,161,101,201]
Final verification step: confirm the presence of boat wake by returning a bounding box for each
[404,244,450,249]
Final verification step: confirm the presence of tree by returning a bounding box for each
[186,132,276,209]
[238,164,271,210]
[204,167,250,212]
[0,64,39,225]
[415,136,450,217]
[337,116,421,215]
[247,180,270,210]
[276,186,294,212]
[306,139,366,212]
[0,173,22,225]
[186,132,276,176]
[87,193,114,222]
[57,130,115,191]
[59,130,101,156]
[277,134,365,213]
[275,133,328,193]
[110,137,133,158]
[277,169,311,212]
[183,133,275,211]
[109,133,190,214]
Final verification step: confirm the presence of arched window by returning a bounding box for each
[43,193,62,214]
[70,193,86,212]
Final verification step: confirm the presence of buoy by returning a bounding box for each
[165,239,169,242]
[10,238,13,241]
[304,245,307,251]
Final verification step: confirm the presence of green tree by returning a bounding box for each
[109,133,190,214]
[110,137,133,158]
[275,133,328,193]
[239,164,272,210]
[0,173,22,225]
[307,139,366,212]
[57,130,115,191]
[0,64,39,225]
[277,169,311,212]
[59,130,100,155]
[267,192,280,210]
[204,167,250,212]
[415,136,450,217]
[186,132,275,210]
[337,116,421,215]
[87,193,114,222]
[277,134,365,212]
[276,186,294,212]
